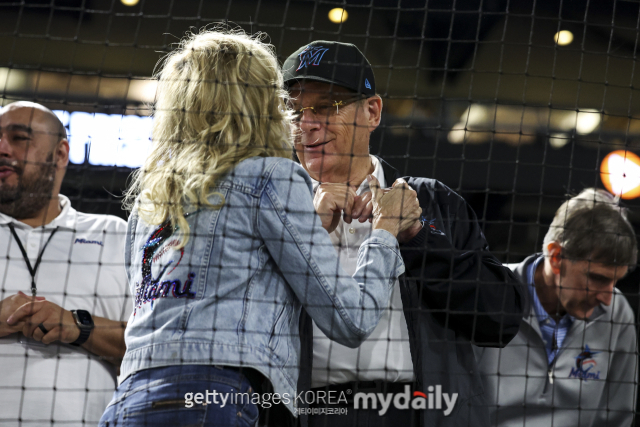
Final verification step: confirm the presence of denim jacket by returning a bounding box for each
[120,157,405,415]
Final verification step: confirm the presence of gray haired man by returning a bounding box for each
[283,41,527,427]
[475,188,638,427]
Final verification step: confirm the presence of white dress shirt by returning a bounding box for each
[310,156,415,387]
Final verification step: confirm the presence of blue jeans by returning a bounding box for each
[99,365,259,427]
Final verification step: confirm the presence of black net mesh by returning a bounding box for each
[0,0,639,426]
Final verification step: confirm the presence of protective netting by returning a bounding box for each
[0,0,639,426]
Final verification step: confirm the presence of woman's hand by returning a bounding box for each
[370,176,422,237]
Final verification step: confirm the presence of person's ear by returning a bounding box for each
[55,138,70,169]
[547,242,563,275]
[365,95,382,131]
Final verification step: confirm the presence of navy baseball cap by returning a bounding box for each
[283,41,376,97]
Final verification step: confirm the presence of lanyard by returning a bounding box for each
[8,223,59,296]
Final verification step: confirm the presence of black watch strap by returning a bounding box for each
[70,310,94,346]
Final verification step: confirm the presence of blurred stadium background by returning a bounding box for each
[1,0,639,395]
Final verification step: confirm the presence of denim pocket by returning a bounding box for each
[123,399,207,427]
[236,398,260,426]
[112,365,258,427]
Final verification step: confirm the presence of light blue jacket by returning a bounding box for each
[120,157,405,415]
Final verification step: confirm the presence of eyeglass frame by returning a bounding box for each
[290,95,367,122]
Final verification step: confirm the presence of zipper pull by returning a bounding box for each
[548,369,554,385]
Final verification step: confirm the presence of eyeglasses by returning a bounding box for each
[291,96,364,122]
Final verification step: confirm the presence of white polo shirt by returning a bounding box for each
[311,156,415,387]
[0,195,131,427]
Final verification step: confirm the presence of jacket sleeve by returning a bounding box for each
[257,160,405,348]
[401,178,528,347]
[596,303,637,426]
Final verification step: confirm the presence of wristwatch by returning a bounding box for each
[70,310,94,346]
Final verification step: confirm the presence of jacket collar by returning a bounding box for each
[375,155,401,185]
[0,195,77,230]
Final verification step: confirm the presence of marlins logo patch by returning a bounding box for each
[569,345,601,381]
[296,45,329,71]
[423,217,446,236]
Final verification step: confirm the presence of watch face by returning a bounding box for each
[75,310,93,326]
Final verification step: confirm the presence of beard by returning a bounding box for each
[0,153,56,220]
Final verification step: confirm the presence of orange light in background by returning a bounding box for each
[600,150,640,199]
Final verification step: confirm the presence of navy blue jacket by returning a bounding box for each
[297,158,528,427]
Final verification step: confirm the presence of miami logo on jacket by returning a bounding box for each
[569,345,601,381]
[133,220,196,316]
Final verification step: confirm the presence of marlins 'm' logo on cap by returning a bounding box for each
[283,40,376,97]
[296,45,329,71]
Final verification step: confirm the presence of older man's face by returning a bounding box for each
[289,81,372,183]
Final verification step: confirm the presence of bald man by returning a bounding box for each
[0,102,130,426]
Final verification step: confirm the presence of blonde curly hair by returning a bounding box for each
[125,28,294,246]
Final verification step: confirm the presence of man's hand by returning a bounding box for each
[0,292,45,338]
[7,300,79,345]
[314,183,357,233]
[5,299,126,366]
[352,191,374,223]
[314,179,423,240]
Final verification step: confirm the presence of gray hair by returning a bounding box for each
[543,188,637,266]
